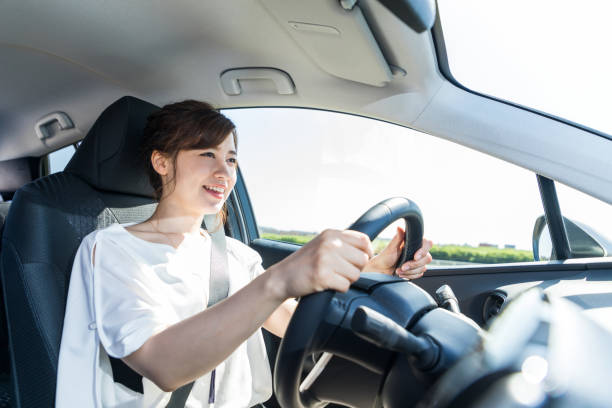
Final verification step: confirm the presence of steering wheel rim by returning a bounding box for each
[274,197,424,408]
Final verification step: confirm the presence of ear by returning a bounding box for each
[151,150,170,176]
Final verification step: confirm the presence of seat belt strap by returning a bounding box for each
[205,214,230,306]
[167,214,229,408]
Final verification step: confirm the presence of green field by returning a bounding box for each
[428,244,532,264]
[260,232,533,264]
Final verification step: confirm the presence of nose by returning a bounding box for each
[213,156,233,182]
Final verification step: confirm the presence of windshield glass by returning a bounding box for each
[437,0,612,137]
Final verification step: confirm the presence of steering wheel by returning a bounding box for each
[274,197,424,408]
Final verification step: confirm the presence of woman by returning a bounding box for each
[56,100,433,407]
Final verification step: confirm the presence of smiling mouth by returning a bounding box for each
[203,185,226,199]
[203,185,225,193]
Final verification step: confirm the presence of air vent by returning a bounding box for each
[482,290,507,325]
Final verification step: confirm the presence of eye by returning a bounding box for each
[227,157,238,165]
[200,152,215,158]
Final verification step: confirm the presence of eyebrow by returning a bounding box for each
[203,147,237,155]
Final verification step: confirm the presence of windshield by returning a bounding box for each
[437,0,612,137]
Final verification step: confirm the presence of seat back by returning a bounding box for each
[0,201,13,407]
[0,96,160,407]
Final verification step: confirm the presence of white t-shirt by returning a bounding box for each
[56,223,272,407]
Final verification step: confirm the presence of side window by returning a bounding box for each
[556,183,612,260]
[47,144,77,174]
[225,108,545,265]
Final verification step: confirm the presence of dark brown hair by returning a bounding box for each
[142,100,237,201]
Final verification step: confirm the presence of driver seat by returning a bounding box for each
[0,96,161,407]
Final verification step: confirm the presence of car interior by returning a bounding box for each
[1,1,612,407]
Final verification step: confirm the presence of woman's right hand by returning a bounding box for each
[267,229,373,300]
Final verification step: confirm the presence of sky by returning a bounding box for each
[227,108,545,251]
[437,0,612,136]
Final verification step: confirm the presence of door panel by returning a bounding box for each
[250,236,612,330]
[250,239,299,269]
[418,265,591,325]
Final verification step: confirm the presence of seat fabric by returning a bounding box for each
[0,202,12,407]
[0,96,159,407]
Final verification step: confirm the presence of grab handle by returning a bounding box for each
[35,112,74,140]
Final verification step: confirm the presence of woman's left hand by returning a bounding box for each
[362,227,433,280]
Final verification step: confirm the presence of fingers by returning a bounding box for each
[328,256,361,287]
[396,238,434,280]
[362,226,406,275]
[342,244,371,270]
[324,230,370,275]
[285,229,429,297]
[317,230,371,269]
[303,229,370,293]
[396,226,405,239]
[384,226,404,255]
[396,262,428,280]
[398,251,433,272]
[323,271,354,293]
[340,230,374,259]
[413,238,433,261]
[321,259,361,292]
[310,249,361,293]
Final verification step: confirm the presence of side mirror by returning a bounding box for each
[378,0,437,33]
[532,215,610,261]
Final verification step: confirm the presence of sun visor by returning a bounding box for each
[260,0,392,87]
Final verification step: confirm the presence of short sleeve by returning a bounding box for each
[226,237,265,281]
[250,256,265,281]
[92,234,171,358]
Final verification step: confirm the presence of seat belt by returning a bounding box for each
[167,214,229,408]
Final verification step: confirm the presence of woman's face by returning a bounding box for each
[160,134,237,215]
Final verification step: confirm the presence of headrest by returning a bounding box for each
[65,96,160,197]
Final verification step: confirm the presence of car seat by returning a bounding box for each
[0,201,13,408]
[0,96,160,407]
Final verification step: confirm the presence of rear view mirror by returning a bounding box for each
[378,0,437,33]
[532,215,610,260]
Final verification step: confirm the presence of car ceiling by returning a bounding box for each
[1,0,611,205]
